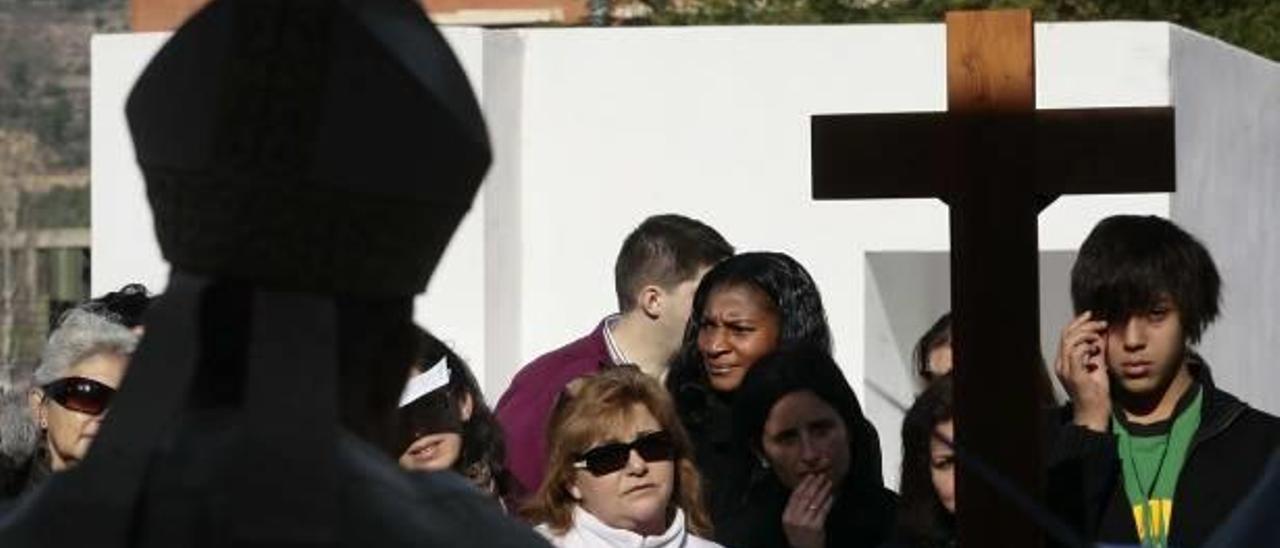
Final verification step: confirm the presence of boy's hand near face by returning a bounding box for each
[1055,311,1111,432]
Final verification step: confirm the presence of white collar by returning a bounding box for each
[570,505,686,548]
[602,315,631,366]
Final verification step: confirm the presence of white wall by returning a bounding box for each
[90,32,170,296]
[478,23,1174,399]
[1169,27,1280,416]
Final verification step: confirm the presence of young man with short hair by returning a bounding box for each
[495,214,733,497]
[1052,215,1280,547]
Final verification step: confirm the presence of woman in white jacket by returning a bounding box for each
[524,366,723,548]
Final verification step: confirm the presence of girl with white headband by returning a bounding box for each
[397,328,512,506]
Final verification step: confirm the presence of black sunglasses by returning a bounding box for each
[42,376,116,416]
[573,430,676,476]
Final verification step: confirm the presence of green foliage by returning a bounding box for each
[640,0,1280,61]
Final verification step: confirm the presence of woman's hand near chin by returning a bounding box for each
[781,474,833,548]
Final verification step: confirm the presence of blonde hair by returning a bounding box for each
[521,366,712,536]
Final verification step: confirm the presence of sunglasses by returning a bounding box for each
[42,376,116,416]
[573,430,676,476]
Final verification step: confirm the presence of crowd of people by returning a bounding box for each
[1,212,1277,547]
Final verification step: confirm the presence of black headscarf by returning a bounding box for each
[733,345,885,496]
[719,345,896,548]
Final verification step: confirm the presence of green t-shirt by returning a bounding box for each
[1129,434,1170,496]
[1112,383,1203,548]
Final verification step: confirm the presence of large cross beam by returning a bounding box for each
[811,10,1174,547]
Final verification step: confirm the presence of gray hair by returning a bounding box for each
[33,309,139,387]
[0,388,39,461]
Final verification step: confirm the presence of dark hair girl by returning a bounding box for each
[891,375,955,547]
[664,251,833,531]
[724,345,896,548]
[397,327,512,503]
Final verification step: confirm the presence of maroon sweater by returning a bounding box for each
[494,320,615,498]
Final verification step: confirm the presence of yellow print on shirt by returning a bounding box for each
[1132,499,1173,546]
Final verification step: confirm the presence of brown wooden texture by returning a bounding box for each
[946,10,1034,113]
[944,11,1044,548]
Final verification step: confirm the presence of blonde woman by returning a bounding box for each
[524,366,722,548]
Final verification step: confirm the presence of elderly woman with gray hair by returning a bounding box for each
[1,309,139,501]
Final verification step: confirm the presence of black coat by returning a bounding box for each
[718,474,898,548]
[1048,362,1280,547]
[671,357,895,547]
[0,400,549,548]
[673,383,759,531]
[0,448,48,513]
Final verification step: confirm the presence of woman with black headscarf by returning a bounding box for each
[722,345,896,548]
[665,252,835,533]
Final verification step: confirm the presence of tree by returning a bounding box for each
[638,0,1280,61]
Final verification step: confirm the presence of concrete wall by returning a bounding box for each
[1170,27,1280,416]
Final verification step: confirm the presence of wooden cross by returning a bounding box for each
[811,10,1174,547]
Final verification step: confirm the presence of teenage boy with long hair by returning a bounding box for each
[1052,215,1280,547]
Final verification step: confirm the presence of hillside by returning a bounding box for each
[1,0,127,181]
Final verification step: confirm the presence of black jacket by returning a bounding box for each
[719,474,897,548]
[0,448,49,510]
[674,362,896,548]
[1048,361,1280,547]
[672,382,759,531]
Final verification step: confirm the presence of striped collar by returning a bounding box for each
[601,314,631,366]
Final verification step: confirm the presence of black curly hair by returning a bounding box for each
[56,283,153,330]
[666,251,833,398]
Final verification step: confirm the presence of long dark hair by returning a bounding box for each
[734,346,885,495]
[912,312,951,383]
[412,328,511,499]
[894,375,955,547]
[666,252,832,408]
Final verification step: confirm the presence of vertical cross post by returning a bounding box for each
[946,10,1043,548]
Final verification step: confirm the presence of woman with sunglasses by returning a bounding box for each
[9,310,137,498]
[524,366,722,548]
[724,346,895,548]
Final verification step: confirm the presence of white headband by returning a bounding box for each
[398,357,450,408]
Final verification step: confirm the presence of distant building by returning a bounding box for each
[0,168,89,384]
[130,0,589,30]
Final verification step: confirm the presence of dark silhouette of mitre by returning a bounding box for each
[127,0,490,296]
[0,2,547,548]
